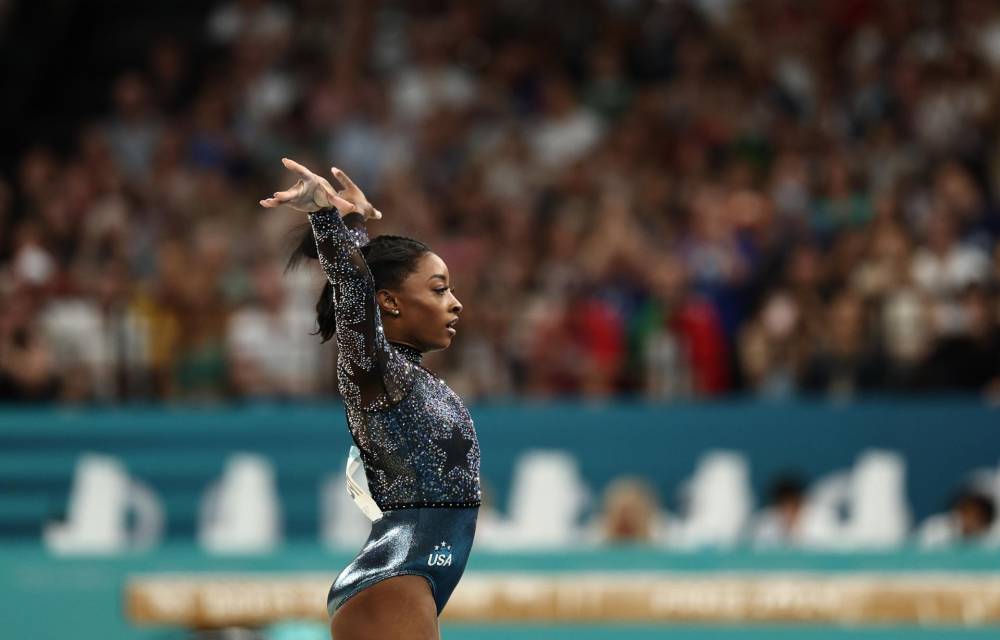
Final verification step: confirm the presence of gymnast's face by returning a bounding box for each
[380,252,463,352]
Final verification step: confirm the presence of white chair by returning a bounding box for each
[917,512,958,548]
[319,471,371,549]
[505,450,588,547]
[674,451,752,549]
[199,453,281,553]
[846,450,909,548]
[43,453,163,554]
[798,472,851,549]
[798,450,909,550]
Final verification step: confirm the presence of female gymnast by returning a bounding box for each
[260,158,480,639]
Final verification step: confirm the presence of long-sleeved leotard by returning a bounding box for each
[308,208,481,510]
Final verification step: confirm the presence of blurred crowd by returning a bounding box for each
[590,471,999,549]
[471,449,1000,550]
[2,0,1000,403]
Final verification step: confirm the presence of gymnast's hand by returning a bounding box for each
[259,158,352,213]
[259,158,382,220]
[329,166,382,221]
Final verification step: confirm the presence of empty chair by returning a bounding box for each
[199,453,281,553]
[505,450,588,547]
[319,471,371,549]
[846,450,910,547]
[674,450,752,549]
[798,472,851,549]
[797,450,909,550]
[43,453,163,554]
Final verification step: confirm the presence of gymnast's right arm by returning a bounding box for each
[308,208,415,409]
[260,159,406,409]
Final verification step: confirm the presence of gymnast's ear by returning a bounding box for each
[376,290,401,317]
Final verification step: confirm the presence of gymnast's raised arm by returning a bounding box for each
[260,159,412,410]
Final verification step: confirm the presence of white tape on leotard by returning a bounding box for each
[346,446,383,522]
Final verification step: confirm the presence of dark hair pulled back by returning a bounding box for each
[286,221,430,342]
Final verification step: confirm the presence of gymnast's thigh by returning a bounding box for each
[329,574,439,640]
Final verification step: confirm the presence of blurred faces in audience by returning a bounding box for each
[598,476,666,545]
[3,0,1000,402]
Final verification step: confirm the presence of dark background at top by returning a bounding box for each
[0,1,211,175]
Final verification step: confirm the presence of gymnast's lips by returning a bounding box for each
[446,317,459,335]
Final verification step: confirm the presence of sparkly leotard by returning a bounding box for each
[308,209,481,615]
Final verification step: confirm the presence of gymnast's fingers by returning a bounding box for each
[274,180,306,201]
[330,167,360,194]
[282,157,316,180]
[329,192,357,213]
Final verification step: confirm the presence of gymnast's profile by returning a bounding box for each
[261,158,480,639]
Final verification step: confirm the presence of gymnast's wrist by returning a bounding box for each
[307,207,340,220]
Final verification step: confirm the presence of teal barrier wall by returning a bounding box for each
[1,400,998,539]
[3,543,999,639]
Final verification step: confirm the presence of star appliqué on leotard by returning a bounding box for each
[432,426,474,475]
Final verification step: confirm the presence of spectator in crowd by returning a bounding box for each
[800,289,883,398]
[739,290,811,398]
[0,290,62,402]
[747,474,807,548]
[921,285,1000,391]
[2,0,1000,403]
[593,476,670,545]
[919,489,998,548]
[226,259,324,398]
